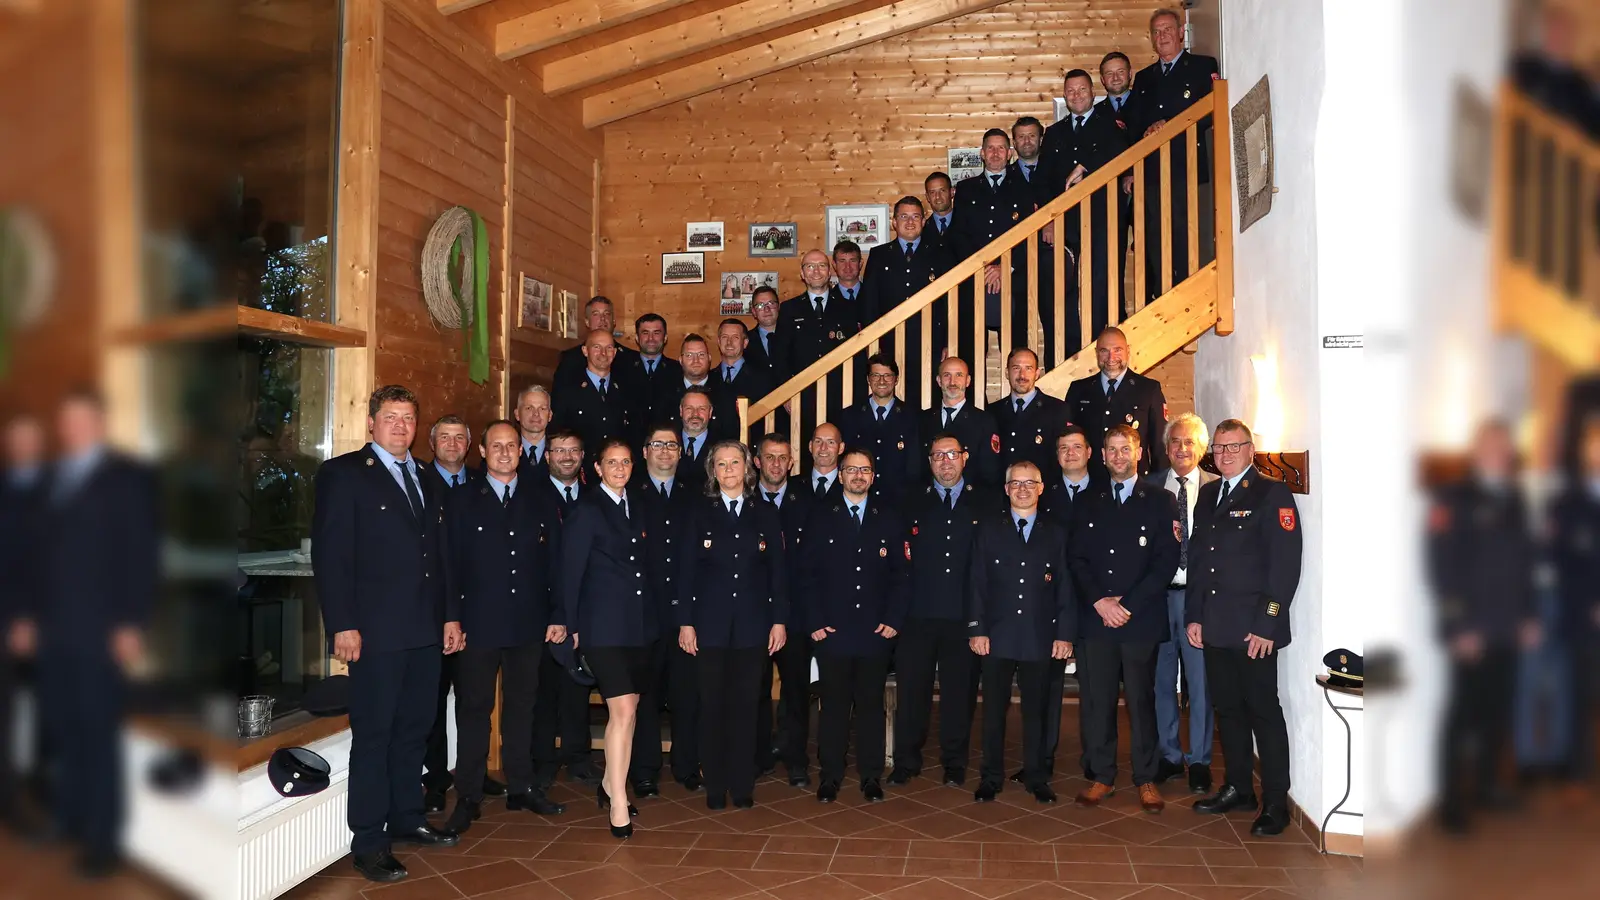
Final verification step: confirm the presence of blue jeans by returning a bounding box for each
[1154,588,1212,765]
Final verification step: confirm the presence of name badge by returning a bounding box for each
[1228,510,1253,518]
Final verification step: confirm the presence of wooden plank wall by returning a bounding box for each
[371,0,599,449]
[597,0,1155,337]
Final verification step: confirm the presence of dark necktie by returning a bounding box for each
[1177,475,1190,569]
[397,462,424,523]
[944,407,955,426]
[1016,517,1027,541]
[1022,163,1034,181]
[598,376,607,396]
[816,476,828,496]
[658,481,668,498]
[1112,96,1122,112]
[1014,397,1025,414]
[1073,114,1084,131]
[728,499,740,518]
[452,472,462,488]
[724,365,733,382]
[844,288,855,302]
[1163,61,1173,76]
[645,359,654,375]
[1069,483,1081,503]
[1217,478,1231,508]
[501,484,512,507]
[902,240,913,258]
[1114,481,1124,504]
[765,490,778,503]
[1105,377,1119,398]
[813,297,824,314]
[686,435,697,459]
[876,405,887,422]
[943,487,954,510]
[525,445,536,466]
[850,504,862,530]
[990,174,1002,189]
[936,216,946,234]
[564,484,575,504]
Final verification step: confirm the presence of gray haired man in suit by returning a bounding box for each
[1142,412,1218,794]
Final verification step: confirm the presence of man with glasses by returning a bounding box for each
[1144,413,1218,795]
[779,251,860,468]
[1063,327,1168,476]
[631,425,703,796]
[835,355,920,503]
[744,286,785,376]
[801,448,908,803]
[891,434,995,787]
[860,196,954,404]
[921,356,1001,487]
[995,348,1068,481]
[1067,426,1180,813]
[552,329,631,458]
[969,460,1075,804]
[1186,419,1300,837]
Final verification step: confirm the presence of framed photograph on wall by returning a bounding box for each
[556,289,579,338]
[518,273,552,330]
[662,252,705,284]
[825,204,890,256]
[748,222,798,257]
[718,271,779,315]
[685,221,724,251]
[947,147,983,183]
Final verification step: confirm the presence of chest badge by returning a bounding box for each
[365,457,374,466]
[928,272,936,283]
[1044,572,1052,582]
[896,440,905,450]
[758,539,767,552]
[879,547,888,557]
[1035,434,1043,444]
[704,539,713,548]
[1125,413,1135,423]
[1184,89,1192,99]
[1139,536,1147,546]
[1011,211,1020,221]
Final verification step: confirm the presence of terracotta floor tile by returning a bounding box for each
[487,822,569,842]
[282,876,367,900]
[445,859,545,896]
[1134,864,1216,885]
[472,881,571,900]
[536,842,619,864]
[981,841,1055,862]
[1087,817,1183,846]
[831,873,928,894]
[517,859,603,880]
[1052,830,1137,848]
[1055,844,1131,864]
[1208,866,1294,888]
[939,876,1043,899]
[680,848,762,869]
[826,853,907,875]
[750,852,832,873]
[624,830,703,850]
[1245,844,1331,869]
[464,839,557,858]
[694,833,772,853]
[1163,887,1265,900]
[878,877,986,900]
[995,814,1084,843]
[1055,861,1139,883]
[716,806,796,831]
[957,799,1035,826]
[606,846,690,868]
[834,836,909,856]
[1052,884,1148,900]
[360,874,466,899]
[657,868,764,900]
[761,836,838,856]
[808,808,892,837]
[597,888,675,900]
[909,839,982,859]
[901,811,985,840]
[764,873,877,900]
[1126,847,1206,866]
[431,851,533,875]
[544,864,652,900]
[850,822,927,840]
[905,856,983,878]
[1182,820,1246,847]
[1197,849,1254,867]
[1285,866,1362,890]
[754,820,836,837]
[730,869,817,891]
[982,859,1057,881]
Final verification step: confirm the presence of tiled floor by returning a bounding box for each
[286,705,1362,900]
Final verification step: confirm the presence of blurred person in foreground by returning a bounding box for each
[1549,416,1600,796]
[8,391,158,877]
[1,414,48,829]
[1426,418,1540,833]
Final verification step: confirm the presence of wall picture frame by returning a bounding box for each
[518,272,552,331]
[825,204,891,257]
[685,221,724,252]
[661,252,705,284]
[748,222,798,257]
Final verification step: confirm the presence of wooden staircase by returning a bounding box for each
[738,80,1237,445]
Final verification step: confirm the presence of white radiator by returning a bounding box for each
[238,779,352,900]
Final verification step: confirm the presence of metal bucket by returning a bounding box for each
[238,694,275,738]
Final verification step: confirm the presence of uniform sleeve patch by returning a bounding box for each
[990,433,1001,454]
[904,541,912,560]
[1428,504,1450,533]
[1278,508,1296,531]
[1266,601,1280,617]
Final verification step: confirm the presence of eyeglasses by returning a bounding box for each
[841,466,874,475]
[929,450,964,461]
[1005,479,1042,491]
[1214,441,1253,454]
[681,351,710,361]
[547,447,581,456]
[867,373,897,382]
[645,441,681,451]
[753,301,777,310]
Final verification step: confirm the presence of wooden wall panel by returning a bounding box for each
[372,0,600,448]
[597,0,1157,342]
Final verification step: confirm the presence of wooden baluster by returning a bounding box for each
[920,307,932,409]
[1079,195,1093,329]
[1053,212,1067,366]
[1186,123,1200,282]
[999,254,1013,365]
[1134,157,1147,310]
[816,377,828,441]
[1159,142,1173,296]
[972,270,986,408]
[1105,179,1120,322]
[1553,132,1568,297]
[1026,230,1040,358]
[947,286,959,366]
[737,396,749,443]
[789,397,801,474]
[870,335,881,356]
[893,320,906,400]
[764,411,775,437]
[1587,163,1599,312]
[1523,119,1540,267]
[841,356,853,409]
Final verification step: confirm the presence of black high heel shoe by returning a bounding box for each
[596,784,638,818]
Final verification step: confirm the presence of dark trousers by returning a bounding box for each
[455,642,542,802]
[1041,659,1067,775]
[1077,639,1161,786]
[346,646,439,857]
[631,639,699,783]
[532,644,592,783]
[816,654,889,784]
[893,617,979,773]
[1205,646,1290,804]
[760,631,813,774]
[1568,634,1598,779]
[422,652,457,791]
[40,649,123,857]
[698,646,766,801]
[980,656,1049,789]
[1441,647,1516,816]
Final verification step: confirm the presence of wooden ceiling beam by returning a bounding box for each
[437,0,495,13]
[581,0,1006,127]
[542,0,864,96]
[494,0,697,60]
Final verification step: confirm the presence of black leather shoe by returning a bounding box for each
[679,774,704,792]
[886,768,915,786]
[1193,785,1258,815]
[74,851,122,880]
[482,777,507,797]
[706,792,728,811]
[943,768,965,787]
[633,779,660,798]
[423,787,447,814]
[974,782,998,802]
[352,852,408,883]
[788,770,812,788]
[507,791,566,816]
[1251,803,1290,837]
[1154,758,1185,784]
[757,759,777,776]
[1031,784,1058,804]
[568,765,602,786]
[389,824,460,847]
[733,796,755,809]
[1008,768,1024,784]
[862,779,885,802]
[817,781,840,803]
[443,799,480,835]
[1187,763,1212,794]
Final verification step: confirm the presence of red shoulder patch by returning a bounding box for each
[1428,504,1450,533]
[990,433,1001,454]
[904,541,912,561]
[1211,72,1220,80]
[1278,508,1295,532]
[1115,119,1126,129]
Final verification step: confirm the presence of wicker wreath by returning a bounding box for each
[420,205,476,330]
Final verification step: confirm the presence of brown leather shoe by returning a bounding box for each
[1138,783,1166,814]
[1074,782,1115,806]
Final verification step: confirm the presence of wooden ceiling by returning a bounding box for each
[438,0,1010,128]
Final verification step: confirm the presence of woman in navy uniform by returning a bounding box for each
[678,441,789,810]
[561,438,657,839]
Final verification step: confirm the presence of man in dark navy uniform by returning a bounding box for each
[754,434,819,785]
[1062,328,1168,476]
[660,334,739,445]
[312,385,462,882]
[513,385,554,476]
[950,129,1045,354]
[861,196,955,404]
[442,420,566,835]
[921,357,1001,487]
[1041,69,1132,350]
[969,460,1076,804]
[1186,419,1301,837]
[624,313,682,445]
[712,319,774,442]
[1122,9,1220,301]
[1067,426,1180,813]
[676,388,716,493]
[1550,417,1600,791]
[0,414,47,828]
[924,171,956,242]
[553,296,641,385]
[890,433,994,787]
[801,448,909,803]
[993,348,1067,481]
[779,250,861,463]
[531,429,597,786]
[1008,115,1066,367]
[744,287,785,377]
[834,354,920,503]
[552,329,632,458]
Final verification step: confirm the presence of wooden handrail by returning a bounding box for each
[1500,85,1600,168]
[744,83,1227,424]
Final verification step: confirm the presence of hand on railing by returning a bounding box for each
[1066,164,1087,187]
[983,263,1002,293]
[1122,174,1134,195]
[1144,118,1167,137]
